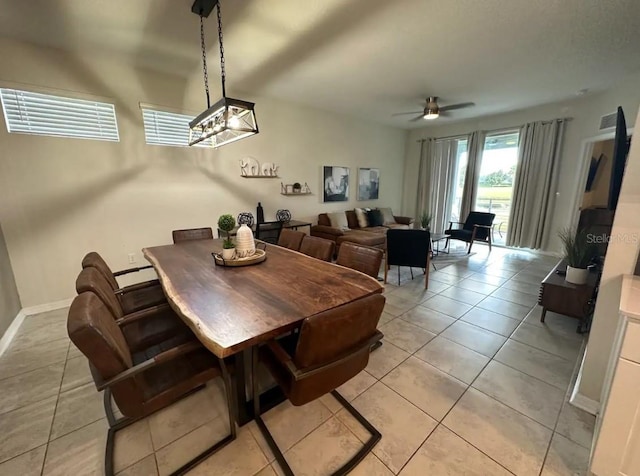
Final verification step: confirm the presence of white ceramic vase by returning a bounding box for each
[566,265,588,285]
[235,224,256,258]
[221,247,236,260]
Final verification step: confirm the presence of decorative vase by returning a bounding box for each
[276,209,291,222]
[566,265,588,285]
[222,248,236,260]
[235,224,256,258]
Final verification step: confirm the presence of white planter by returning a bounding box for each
[566,265,588,285]
[221,248,236,260]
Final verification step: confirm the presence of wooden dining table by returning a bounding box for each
[143,238,383,424]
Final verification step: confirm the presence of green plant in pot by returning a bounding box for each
[217,214,236,260]
[420,211,432,230]
[558,227,597,285]
[292,182,302,193]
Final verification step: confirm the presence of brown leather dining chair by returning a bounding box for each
[277,228,305,251]
[299,235,335,262]
[336,242,384,279]
[75,266,192,352]
[68,292,236,476]
[82,251,165,314]
[172,227,214,243]
[252,293,385,476]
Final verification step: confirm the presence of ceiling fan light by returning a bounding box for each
[424,111,439,120]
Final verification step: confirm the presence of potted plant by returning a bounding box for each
[217,214,236,260]
[292,182,302,193]
[420,211,432,230]
[558,227,597,285]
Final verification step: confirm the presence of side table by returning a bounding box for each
[538,259,599,333]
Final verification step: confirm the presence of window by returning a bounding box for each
[0,88,119,141]
[141,108,212,147]
[474,131,520,244]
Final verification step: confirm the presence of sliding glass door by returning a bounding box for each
[474,131,520,245]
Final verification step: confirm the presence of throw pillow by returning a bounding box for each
[378,207,396,225]
[354,208,369,228]
[327,212,350,231]
[367,209,384,227]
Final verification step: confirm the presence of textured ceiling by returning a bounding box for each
[1,0,639,128]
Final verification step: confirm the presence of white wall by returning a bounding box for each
[402,72,640,252]
[0,222,21,337]
[0,38,407,307]
[578,107,640,405]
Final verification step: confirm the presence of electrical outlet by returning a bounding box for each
[128,253,136,264]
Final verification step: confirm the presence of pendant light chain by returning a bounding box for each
[216,1,226,98]
[199,14,210,108]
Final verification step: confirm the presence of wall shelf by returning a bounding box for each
[281,192,312,196]
[241,175,279,178]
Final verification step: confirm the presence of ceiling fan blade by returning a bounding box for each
[409,114,426,122]
[439,102,475,112]
[392,111,423,117]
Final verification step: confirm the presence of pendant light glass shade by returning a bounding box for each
[189,97,258,147]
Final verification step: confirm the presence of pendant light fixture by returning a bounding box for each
[189,0,258,148]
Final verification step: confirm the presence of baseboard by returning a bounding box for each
[569,391,600,415]
[21,298,73,316]
[0,297,73,358]
[0,309,27,357]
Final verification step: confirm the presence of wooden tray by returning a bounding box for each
[212,249,267,267]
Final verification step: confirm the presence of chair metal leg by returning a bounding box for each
[253,345,381,476]
[103,372,236,476]
[397,266,400,285]
[410,267,414,280]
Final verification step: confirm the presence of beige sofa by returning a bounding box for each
[311,210,414,253]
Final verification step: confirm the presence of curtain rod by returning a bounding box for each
[415,117,573,143]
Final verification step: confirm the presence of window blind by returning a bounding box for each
[141,108,212,147]
[0,88,119,141]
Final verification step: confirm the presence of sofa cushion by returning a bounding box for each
[345,210,359,229]
[386,223,411,230]
[327,212,349,230]
[378,207,396,225]
[354,208,369,228]
[367,209,384,227]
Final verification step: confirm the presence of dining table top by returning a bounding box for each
[143,239,383,358]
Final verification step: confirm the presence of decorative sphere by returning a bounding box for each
[276,209,291,222]
[237,212,254,227]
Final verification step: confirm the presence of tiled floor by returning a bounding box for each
[0,246,597,475]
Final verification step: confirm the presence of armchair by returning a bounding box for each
[445,212,496,254]
[252,294,385,475]
[81,252,164,314]
[67,292,236,476]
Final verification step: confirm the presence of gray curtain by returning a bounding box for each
[507,120,566,249]
[415,138,435,226]
[429,138,459,234]
[459,131,484,220]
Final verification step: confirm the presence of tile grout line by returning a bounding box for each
[385,265,569,474]
[39,340,72,476]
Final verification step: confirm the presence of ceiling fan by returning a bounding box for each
[392,96,475,122]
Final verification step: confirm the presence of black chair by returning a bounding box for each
[253,294,385,476]
[445,212,495,254]
[255,221,284,245]
[384,229,431,288]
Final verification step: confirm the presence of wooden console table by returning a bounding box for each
[538,259,599,331]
